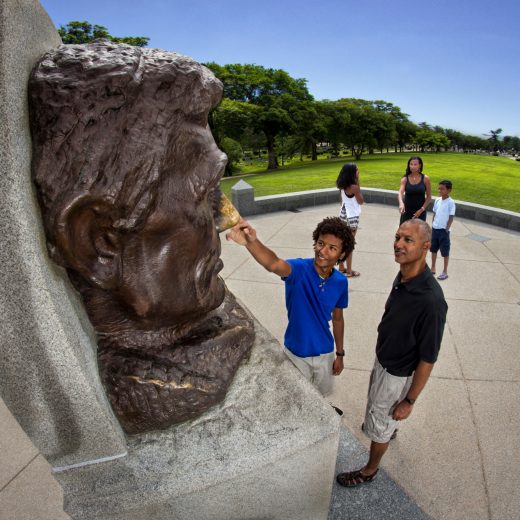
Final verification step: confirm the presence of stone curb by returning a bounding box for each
[231,182,520,232]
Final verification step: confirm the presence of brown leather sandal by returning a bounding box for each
[336,468,379,487]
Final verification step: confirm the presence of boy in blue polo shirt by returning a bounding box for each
[430,180,456,280]
[226,217,355,397]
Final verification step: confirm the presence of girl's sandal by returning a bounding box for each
[336,468,378,487]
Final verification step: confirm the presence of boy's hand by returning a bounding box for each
[225,219,257,246]
[332,356,344,376]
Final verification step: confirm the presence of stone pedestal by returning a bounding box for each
[55,320,340,520]
[1,3,340,519]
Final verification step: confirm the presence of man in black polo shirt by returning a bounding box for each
[337,219,447,487]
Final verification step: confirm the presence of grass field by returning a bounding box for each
[220,152,520,212]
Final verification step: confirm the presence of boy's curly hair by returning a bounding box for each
[312,217,355,262]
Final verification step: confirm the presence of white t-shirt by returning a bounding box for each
[432,197,456,229]
[340,189,361,219]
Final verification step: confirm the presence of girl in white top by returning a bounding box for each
[336,163,363,277]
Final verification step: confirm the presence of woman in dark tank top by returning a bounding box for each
[398,156,432,224]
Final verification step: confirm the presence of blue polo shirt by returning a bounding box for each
[282,258,349,358]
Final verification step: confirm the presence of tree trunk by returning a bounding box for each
[266,134,278,170]
[311,142,318,161]
[224,163,233,177]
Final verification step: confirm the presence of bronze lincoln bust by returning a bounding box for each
[29,40,253,434]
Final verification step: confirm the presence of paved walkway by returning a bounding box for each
[1,202,519,519]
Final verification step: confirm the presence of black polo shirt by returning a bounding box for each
[376,266,447,377]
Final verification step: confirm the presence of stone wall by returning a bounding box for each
[0,0,127,469]
[232,182,520,232]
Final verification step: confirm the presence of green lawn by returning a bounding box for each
[220,152,520,213]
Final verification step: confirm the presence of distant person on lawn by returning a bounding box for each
[337,162,364,277]
[336,219,447,487]
[398,156,432,224]
[226,217,355,398]
[430,180,456,281]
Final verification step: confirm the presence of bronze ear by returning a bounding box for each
[52,195,122,290]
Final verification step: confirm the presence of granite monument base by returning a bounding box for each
[54,318,340,520]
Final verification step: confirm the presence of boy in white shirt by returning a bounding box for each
[430,180,456,280]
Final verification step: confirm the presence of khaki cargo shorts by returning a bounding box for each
[363,359,413,443]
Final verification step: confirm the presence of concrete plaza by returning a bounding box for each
[1,201,519,519]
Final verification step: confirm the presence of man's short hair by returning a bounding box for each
[400,218,432,242]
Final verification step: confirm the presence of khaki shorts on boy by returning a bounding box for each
[363,359,413,443]
[284,347,335,397]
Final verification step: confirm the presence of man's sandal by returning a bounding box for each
[345,271,360,277]
[336,468,379,487]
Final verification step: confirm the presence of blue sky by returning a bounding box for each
[40,0,520,137]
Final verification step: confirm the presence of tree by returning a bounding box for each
[219,138,243,174]
[206,63,314,170]
[460,134,487,153]
[486,128,503,152]
[444,129,466,151]
[334,99,382,160]
[284,101,322,161]
[371,110,397,153]
[209,98,259,175]
[415,130,450,152]
[58,21,149,47]
[396,120,418,152]
[503,135,520,153]
[315,100,351,154]
[372,100,410,152]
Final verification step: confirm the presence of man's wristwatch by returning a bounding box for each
[336,351,345,357]
[404,397,416,405]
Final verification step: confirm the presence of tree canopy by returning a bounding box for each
[58,21,149,47]
[206,63,315,170]
[55,22,517,172]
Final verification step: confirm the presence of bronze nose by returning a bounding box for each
[216,193,240,233]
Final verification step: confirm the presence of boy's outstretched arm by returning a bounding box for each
[226,219,292,277]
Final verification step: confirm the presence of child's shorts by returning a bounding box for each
[340,215,359,231]
[430,228,450,257]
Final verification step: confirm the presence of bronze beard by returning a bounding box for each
[97,290,254,434]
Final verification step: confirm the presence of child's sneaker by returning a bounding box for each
[437,273,448,281]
